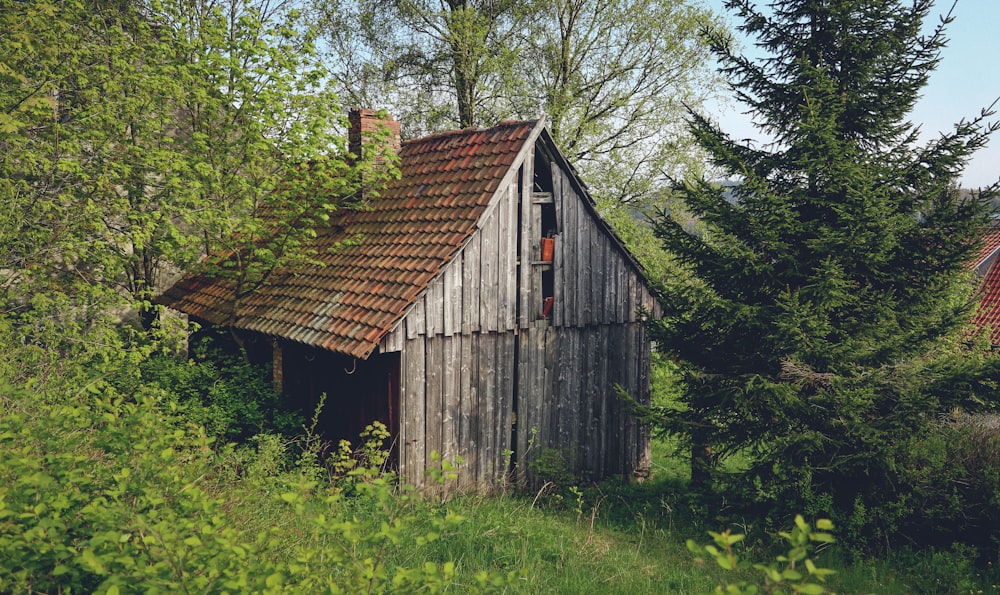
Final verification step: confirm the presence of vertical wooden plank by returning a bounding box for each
[599,237,612,325]
[497,184,510,331]
[552,160,563,232]
[406,300,425,340]
[637,323,652,478]
[552,327,569,455]
[425,337,443,487]
[590,229,605,325]
[542,325,557,451]
[625,268,636,323]
[478,333,496,488]
[443,265,454,337]
[531,209,543,321]
[626,323,641,474]
[426,277,444,336]
[443,261,457,337]
[602,325,618,475]
[442,336,460,480]
[481,209,500,333]
[457,333,472,490]
[515,326,530,483]
[583,328,598,479]
[507,182,519,332]
[519,165,533,329]
[561,173,578,327]
[611,324,627,475]
[551,170,563,328]
[500,183,518,331]
[398,346,409,482]
[577,203,592,326]
[536,324,549,451]
[496,332,514,485]
[402,338,426,487]
[562,327,577,470]
[595,324,610,479]
[616,253,628,324]
[462,234,481,334]
[467,333,482,487]
[633,269,641,323]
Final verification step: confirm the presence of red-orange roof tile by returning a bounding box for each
[158,120,539,359]
[970,223,1000,345]
[973,224,1000,270]
[975,256,1000,345]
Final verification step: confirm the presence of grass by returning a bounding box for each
[214,434,932,594]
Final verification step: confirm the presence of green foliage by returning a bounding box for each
[317,0,722,204]
[880,414,1000,557]
[891,544,984,595]
[0,0,389,334]
[138,351,302,444]
[529,448,577,489]
[688,515,837,595]
[651,0,1000,550]
[0,352,511,593]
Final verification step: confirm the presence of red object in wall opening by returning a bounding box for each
[540,237,555,262]
[542,296,554,318]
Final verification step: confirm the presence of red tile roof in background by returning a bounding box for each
[158,120,540,358]
[974,224,1000,345]
[973,225,1000,270]
[975,258,1000,345]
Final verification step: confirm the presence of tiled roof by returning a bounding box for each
[972,223,1000,345]
[159,120,541,358]
[972,224,1000,270]
[974,257,1000,345]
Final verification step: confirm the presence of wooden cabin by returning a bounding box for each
[159,109,659,491]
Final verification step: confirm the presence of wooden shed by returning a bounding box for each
[159,110,659,490]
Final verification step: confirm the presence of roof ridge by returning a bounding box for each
[401,119,538,146]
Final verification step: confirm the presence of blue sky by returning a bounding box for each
[701,0,1000,188]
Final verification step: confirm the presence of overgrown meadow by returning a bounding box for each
[3,327,997,593]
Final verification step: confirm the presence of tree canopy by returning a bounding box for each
[0,0,381,336]
[650,0,1000,539]
[314,0,722,204]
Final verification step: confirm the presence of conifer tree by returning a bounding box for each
[651,0,999,524]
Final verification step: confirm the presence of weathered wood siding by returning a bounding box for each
[383,137,656,490]
[386,170,520,489]
[514,322,651,483]
[547,165,659,327]
[397,332,516,491]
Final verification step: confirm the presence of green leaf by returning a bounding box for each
[782,569,802,581]
[715,556,734,570]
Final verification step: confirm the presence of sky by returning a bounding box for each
[701,0,1000,188]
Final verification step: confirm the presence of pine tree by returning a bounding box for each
[651,0,999,526]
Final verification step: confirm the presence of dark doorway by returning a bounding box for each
[282,344,400,457]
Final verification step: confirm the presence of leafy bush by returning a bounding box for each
[889,414,1000,557]
[0,348,510,593]
[137,339,302,443]
[687,515,837,595]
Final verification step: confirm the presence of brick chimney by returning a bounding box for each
[348,108,401,163]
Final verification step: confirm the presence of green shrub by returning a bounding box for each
[0,350,510,593]
[137,345,302,443]
[889,414,1000,558]
[687,515,837,595]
